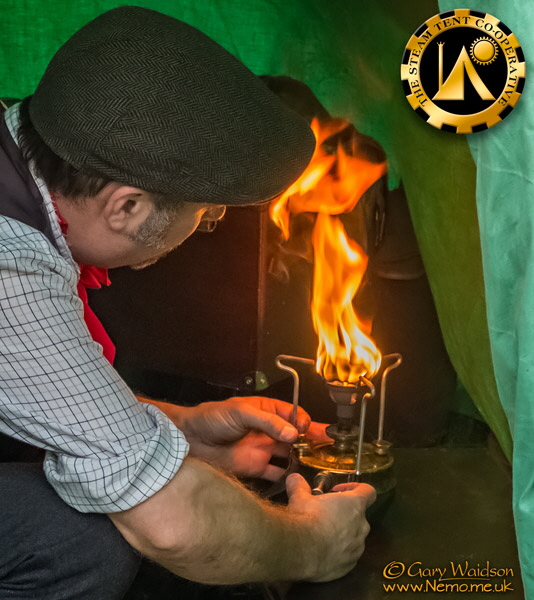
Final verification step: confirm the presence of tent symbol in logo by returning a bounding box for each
[433,40,497,102]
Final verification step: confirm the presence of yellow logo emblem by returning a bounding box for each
[401,10,525,133]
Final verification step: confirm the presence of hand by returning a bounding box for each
[174,396,325,481]
[286,473,376,582]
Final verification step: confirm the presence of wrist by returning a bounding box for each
[274,507,323,581]
[137,396,191,428]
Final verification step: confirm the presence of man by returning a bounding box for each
[0,7,375,598]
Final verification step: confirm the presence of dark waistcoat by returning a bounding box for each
[0,110,58,250]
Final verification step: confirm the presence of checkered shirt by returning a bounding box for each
[0,104,188,513]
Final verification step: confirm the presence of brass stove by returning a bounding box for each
[276,353,401,497]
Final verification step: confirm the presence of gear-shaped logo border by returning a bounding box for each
[401,9,526,133]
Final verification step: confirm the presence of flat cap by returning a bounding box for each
[29,6,314,205]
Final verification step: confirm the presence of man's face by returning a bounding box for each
[128,203,227,270]
[54,185,228,270]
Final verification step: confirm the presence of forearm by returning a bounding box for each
[109,457,320,584]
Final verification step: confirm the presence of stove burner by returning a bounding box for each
[275,353,402,494]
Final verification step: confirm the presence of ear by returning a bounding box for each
[102,186,154,235]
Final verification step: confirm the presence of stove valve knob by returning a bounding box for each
[311,470,334,495]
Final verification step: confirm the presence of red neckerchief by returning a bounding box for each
[52,197,116,364]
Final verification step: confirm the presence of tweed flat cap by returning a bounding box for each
[29,6,314,205]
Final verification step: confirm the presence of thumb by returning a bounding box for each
[285,473,311,502]
[331,482,377,508]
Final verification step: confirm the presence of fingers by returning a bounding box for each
[232,396,311,436]
[305,421,331,442]
[260,464,289,482]
[266,399,311,434]
[331,482,377,507]
[285,474,376,509]
[261,397,311,432]
[269,440,292,459]
[236,405,300,443]
[293,407,311,434]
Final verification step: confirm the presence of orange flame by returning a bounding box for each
[270,118,386,383]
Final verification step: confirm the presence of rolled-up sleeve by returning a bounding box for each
[0,217,188,512]
[45,403,188,512]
